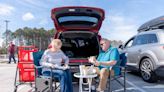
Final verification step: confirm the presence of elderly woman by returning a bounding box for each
[40,39,73,92]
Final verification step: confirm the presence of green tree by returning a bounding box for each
[12,27,56,50]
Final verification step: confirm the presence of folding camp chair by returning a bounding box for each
[14,46,38,92]
[108,52,127,92]
[33,51,60,92]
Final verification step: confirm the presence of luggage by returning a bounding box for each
[138,16,164,32]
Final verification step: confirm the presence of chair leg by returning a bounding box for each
[14,67,18,87]
[109,72,112,92]
[34,68,37,92]
[14,66,18,92]
[14,86,17,92]
[124,70,126,92]
[50,68,53,92]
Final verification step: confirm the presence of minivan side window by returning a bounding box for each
[132,34,158,46]
[132,35,146,46]
[147,34,158,44]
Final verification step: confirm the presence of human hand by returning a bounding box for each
[94,61,100,66]
[65,65,70,69]
[88,56,96,63]
[50,64,57,68]
[62,66,69,70]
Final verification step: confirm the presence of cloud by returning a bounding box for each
[100,15,138,42]
[22,12,35,21]
[0,3,15,16]
[16,0,50,9]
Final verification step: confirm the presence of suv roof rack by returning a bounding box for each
[138,16,164,32]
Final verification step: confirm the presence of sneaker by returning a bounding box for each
[96,88,104,92]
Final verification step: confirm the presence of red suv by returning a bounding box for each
[51,6,105,73]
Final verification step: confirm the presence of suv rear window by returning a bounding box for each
[132,34,158,46]
[58,16,98,24]
[57,16,99,27]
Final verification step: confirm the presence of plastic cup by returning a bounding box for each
[79,65,85,75]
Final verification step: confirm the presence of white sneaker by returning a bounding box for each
[96,88,104,92]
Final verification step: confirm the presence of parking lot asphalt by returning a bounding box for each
[0,63,164,92]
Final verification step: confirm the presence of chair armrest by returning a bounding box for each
[110,66,128,75]
[34,65,43,69]
[34,65,54,69]
[36,65,66,70]
[112,65,127,69]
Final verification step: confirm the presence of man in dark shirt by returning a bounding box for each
[8,42,16,64]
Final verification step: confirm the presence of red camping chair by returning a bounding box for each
[14,46,38,92]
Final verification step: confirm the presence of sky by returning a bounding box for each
[0,0,164,46]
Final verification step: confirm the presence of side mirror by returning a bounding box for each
[118,44,124,49]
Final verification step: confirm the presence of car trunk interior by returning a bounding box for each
[59,31,100,59]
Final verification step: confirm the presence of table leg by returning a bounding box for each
[88,78,92,92]
[79,78,83,92]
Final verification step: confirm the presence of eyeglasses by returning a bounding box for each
[100,43,105,46]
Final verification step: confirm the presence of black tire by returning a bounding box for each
[140,58,157,83]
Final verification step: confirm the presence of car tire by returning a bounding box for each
[140,58,157,83]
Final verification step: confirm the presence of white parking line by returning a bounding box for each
[113,87,141,92]
[126,79,147,92]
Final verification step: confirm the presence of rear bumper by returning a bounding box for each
[155,66,164,77]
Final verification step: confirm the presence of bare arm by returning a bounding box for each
[98,60,117,66]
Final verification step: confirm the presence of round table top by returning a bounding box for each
[74,73,97,78]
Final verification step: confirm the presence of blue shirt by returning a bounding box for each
[97,46,120,75]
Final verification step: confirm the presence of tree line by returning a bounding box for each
[1,27,56,52]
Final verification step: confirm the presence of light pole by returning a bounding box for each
[4,20,10,54]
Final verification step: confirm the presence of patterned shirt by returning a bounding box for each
[97,46,120,75]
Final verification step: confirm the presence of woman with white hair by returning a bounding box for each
[40,39,73,92]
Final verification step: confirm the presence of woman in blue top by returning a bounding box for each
[40,39,73,92]
[88,38,120,92]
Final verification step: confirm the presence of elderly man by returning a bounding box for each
[88,38,120,92]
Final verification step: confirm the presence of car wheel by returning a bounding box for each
[140,58,157,83]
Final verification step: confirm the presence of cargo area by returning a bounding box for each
[59,31,100,58]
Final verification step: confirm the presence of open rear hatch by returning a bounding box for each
[138,16,164,32]
[51,6,104,32]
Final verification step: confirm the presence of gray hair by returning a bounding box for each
[101,38,110,42]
